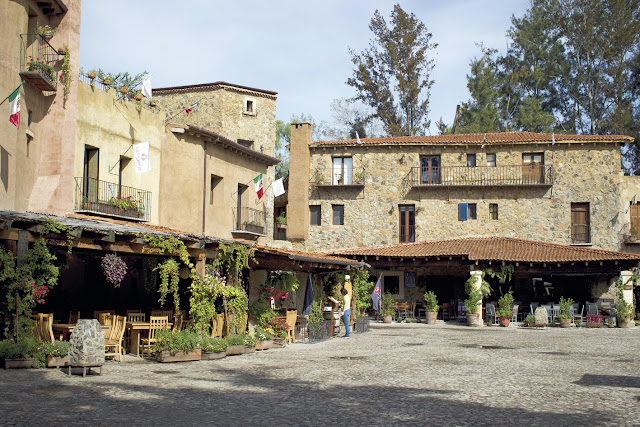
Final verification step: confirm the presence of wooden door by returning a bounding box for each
[630,204,640,239]
[420,156,440,184]
[523,153,544,184]
[571,203,590,243]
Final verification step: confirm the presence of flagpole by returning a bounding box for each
[164,98,203,123]
[0,81,25,106]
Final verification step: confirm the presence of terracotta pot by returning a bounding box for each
[560,319,572,328]
[618,318,634,328]
[87,72,96,80]
[499,316,511,327]
[382,314,393,323]
[156,348,202,363]
[57,47,67,55]
[225,345,244,356]
[255,340,273,351]
[466,313,482,327]
[149,101,157,107]
[135,94,143,101]
[102,79,111,86]
[120,87,128,95]
[46,355,69,368]
[3,358,34,369]
[201,351,226,360]
[425,311,437,325]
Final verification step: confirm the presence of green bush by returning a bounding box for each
[523,314,535,326]
[557,296,575,321]
[423,291,439,312]
[0,337,39,359]
[153,329,199,354]
[243,335,257,347]
[381,293,395,316]
[497,292,514,318]
[42,340,69,357]
[199,337,227,353]
[226,334,245,346]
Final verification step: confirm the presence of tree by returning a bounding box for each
[347,4,437,136]
[275,114,332,179]
[329,98,384,140]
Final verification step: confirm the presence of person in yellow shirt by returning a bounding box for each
[341,288,351,338]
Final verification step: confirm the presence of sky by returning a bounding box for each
[79,0,531,136]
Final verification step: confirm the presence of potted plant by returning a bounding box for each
[496,292,514,327]
[557,296,574,328]
[523,314,536,327]
[153,329,201,362]
[120,86,128,95]
[225,334,245,355]
[87,70,97,80]
[243,335,257,354]
[254,328,273,350]
[57,46,68,55]
[149,99,158,107]
[615,298,635,328]
[43,341,69,367]
[464,273,491,327]
[275,215,287,229]
[423,291,439,325]
[199,337,227,360]
[0,337,39,369]
[606,318,616,328]
[134,92,143,101]
[381,293,395,323]
[36,25,56,40]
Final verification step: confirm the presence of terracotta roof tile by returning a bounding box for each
[252,243,365,265]
[311,131,634,147]
[329,236,640,263]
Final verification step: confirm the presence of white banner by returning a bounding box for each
[133,141,151,173]
[273,178,285,197]
[141,76,152,100]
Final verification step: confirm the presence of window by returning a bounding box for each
[630,202,640,239]
[467,153,476,167]
[243,97,256,115]
[332,205,344,225]
[384,276,400,294]
[83,146,99,202]
[237,139,254,149]
[210,174,222,205]
[489,203,498,220]
[468,203,477,219]
[310,205,321,226]
[571,203,590,244]
[399,205,415,243]
[523,152,545,184]
[332,157,353,184]
[118,156,131,198]
[486,153,496,167]
[420,156,441,184]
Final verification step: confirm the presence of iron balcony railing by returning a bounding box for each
[74,177,151,221]
[571,224,591,244]
[19,34,58,91]
[405,165,553,187]
[233,207,266,235]
[311,169,366,186]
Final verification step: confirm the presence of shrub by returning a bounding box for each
[497,292,514,318]
[153,329,198,354]
[226,334,245,346]
[199,337,227,353]
[423,291,439,312]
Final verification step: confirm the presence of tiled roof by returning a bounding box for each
[252,243,368,266]
[329,236,640,263]
[153,81,277,96]
[311,132,634,147]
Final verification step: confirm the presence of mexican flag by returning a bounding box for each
[253,173,264,200]
[8,86,20,128]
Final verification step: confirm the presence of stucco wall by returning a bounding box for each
[292,141,625,252]
[0,0,81,215]
[74,81,164,223]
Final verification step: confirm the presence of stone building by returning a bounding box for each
[0,0,81,215]
[287,124,638,254]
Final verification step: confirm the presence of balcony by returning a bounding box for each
[404,165,554,187]
[74,177,151,222]
[232,207,266,236]
[19,34,58,92]
[311,169,366,188]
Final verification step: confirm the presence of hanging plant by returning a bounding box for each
[101,254,127,288]
[156,258,180,309]
[59,47,71,107]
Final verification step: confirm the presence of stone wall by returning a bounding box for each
[296,142,625,252]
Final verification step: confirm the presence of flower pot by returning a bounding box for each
[425,311,437,325]
[46,355,69,368]
[618,318,634,328]
[102,79,111,86]
[499,316,511,327]
[120,87,128,95]
[382,314,393,323]
[225,345,244,356]
[255,340,273,351]
[3,358,34,369]
[156,347,202,363]
[272,337,286,348]
[560,319,572,328]
[466,313,482,327]
[149,101,157,107]
[201,351,226,360]
[134,94,143,101]
[88,72,97,80]
[41,32,54,41]
[244,345,256,354]
[57,47,68,55]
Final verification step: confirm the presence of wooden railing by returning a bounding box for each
[404,165,553,187]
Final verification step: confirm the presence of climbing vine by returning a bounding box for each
[351,270,373,315]
[60,46,71,106]
[41,217,74,253]
[222,285,249,335]
[213,244,255,286]
[484,264,515,283]
[155,258,180,309]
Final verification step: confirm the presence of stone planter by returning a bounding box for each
[3,358,34,369]
[272,337,286,348]
[201,351,226,360]
[46,355,69,368]
[156,347,202,363]
[255,340,273,351]
[499,316,511,327]
[466,313,482,327]
[244,345,256,354]
[560,319,572,328]
[425,311,437,325]
[226,345,245,356]
[618,318,634,328]
[382,314,393,323]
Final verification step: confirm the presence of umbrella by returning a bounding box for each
[302,275,314,315]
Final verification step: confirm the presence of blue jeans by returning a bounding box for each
[342,309,351,337]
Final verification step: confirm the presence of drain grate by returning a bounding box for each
[153,370,179,375]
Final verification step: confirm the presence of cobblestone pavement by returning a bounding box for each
[1,322,639,426]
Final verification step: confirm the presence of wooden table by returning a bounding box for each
[126,321,171,357]
[52,323,111,340]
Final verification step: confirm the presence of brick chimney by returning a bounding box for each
[287,122,312,242]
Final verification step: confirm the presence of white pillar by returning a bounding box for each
[619,270,634,308]
[470,270,483,324]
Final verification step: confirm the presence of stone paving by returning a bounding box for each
[1,322,639,426]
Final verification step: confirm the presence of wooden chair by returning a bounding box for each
[124,312,146,350]
[126,309,142,317]
[94,309,115,318]
[98,312,112,326]
[37,313,55,343]
[211,313,224,338]
[104,316,127,362]
[68,311,80,324]
[285,310,297,344]
[140,316,169,357]
[172,312,184,332]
